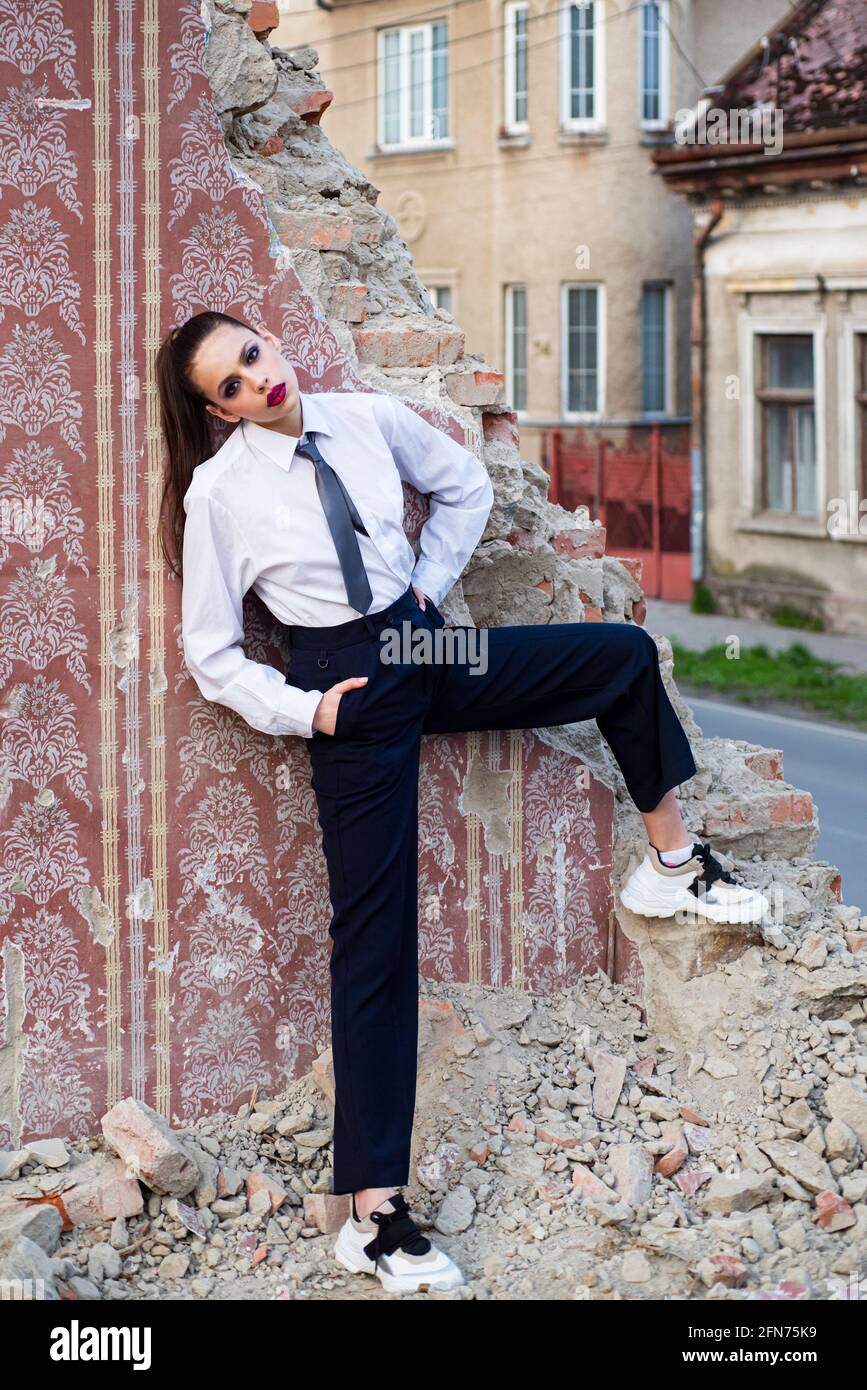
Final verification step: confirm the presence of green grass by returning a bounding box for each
[689,582,718,615]
[671,639,867,729]
[770,604,825,632]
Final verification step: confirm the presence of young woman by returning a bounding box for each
[157,310,769,1295]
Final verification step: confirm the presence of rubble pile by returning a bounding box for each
[3,896,866,1300]
[5,4,865,1305]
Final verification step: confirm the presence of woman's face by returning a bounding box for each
[191,324,301,431]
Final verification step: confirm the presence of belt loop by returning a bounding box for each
[317,646,329,669]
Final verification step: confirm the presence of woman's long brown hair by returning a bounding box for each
[156,309,253,580]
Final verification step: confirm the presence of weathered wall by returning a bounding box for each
[1,0,859,1155]
[0,0,635,1147]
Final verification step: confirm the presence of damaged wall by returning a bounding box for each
[1,0,864,1156]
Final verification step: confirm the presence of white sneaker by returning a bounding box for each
[619,840,770,924]
[333,1191,465,1295]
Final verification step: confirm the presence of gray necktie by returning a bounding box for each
[294,431,374,615]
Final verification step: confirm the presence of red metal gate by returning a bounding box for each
[544,423,692,600]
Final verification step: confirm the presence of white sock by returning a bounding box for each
[656,841,694,866]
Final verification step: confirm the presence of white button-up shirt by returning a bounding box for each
[181,388,494,740]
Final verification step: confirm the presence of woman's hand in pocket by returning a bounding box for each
[411,584,427,611]
[311,676,368,735]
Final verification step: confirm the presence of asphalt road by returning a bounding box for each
[682,692,867,914]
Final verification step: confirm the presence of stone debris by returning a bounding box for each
[1,964,865,1302]
[3,7,867,1307]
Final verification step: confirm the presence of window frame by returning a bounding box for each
[836,318,867,534]
[561,281,605,421]
[504,0,530,134]
[755,333,818,517]
[428,285,454,314]
[559,1,606,134]
[739,318,828,525]
[505,284,528,418]
[638,0,670,131]
[640,280,674,418]
[377,20,450,151]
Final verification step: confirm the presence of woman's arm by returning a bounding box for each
[378,394,494,606]
[181,492,323,739]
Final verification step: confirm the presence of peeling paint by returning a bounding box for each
[108,599,139,668]
[459,752,513,860]
[0,940,26,1147]
[149,658,168,697]
[149,941,180,976]
[77,884,115,947]
[126,878,154,921]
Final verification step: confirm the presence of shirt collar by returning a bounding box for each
[239,389,334,473]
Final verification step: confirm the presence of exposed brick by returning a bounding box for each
[845,931,867,953]
[616,556,644,586]
[253,135,284,157]
[353,323,465,369]
[482,410,520,446]
[583,606,604,623]
[290,90,333,125]
[552,527,606,561]
[270,206,353,252]
[328,281,367,322]
[61,1154,144,1227]
[505,527,537,552]
[246,1,279,35]
[770,791,815,825]
[444,368,504,407]
[813,1190,856,1231]
[246,1169,288,1214]
[680,1104,709,1126]
[655,1132,689,1177]
[744,749,784,781]
[303,1193,351,1234]
[101,1097,199,1198]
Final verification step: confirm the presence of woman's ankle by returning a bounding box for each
[354,1185,398,1220]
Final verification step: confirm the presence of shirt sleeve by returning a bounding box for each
[181,492,324,740]
[380,394,494,606]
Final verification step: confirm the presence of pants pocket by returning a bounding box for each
[420,593,446,629]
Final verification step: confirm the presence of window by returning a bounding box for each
[859,334,867,498]
[504,2,529,131]
[429,286,453,313]
[640,1,669,128]
[560,2,606,131]
[506,286,528,413]
[641,283,670,415]
[379,22,449,148]
[757,335,817,515]
[562,284,604,416]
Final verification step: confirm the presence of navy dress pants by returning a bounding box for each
[282,583,697,1194]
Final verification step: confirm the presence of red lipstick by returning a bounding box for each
[267,382,286,407]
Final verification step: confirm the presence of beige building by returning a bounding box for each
[656,0,867,635]
[275,0,784,467]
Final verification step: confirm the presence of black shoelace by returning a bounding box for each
[688,841,740,899]
[361,1193,431,1271]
